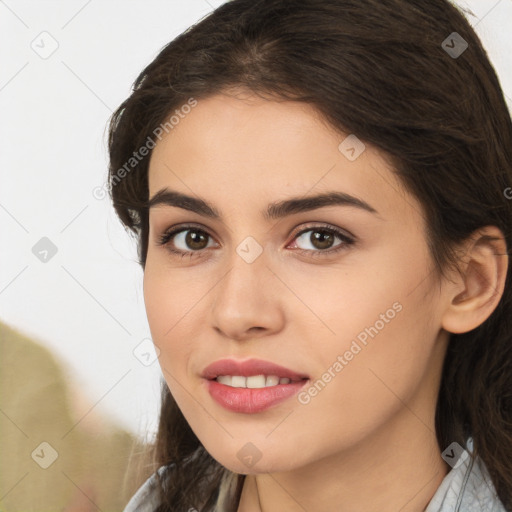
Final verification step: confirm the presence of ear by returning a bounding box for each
[441,226,509,334]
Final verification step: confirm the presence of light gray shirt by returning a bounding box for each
[123,437,508,511]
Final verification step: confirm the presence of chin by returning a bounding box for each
[204,443,301,475]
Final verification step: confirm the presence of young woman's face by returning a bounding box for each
[144,91,452,474]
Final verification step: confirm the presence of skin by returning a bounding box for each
[143,89,508,512]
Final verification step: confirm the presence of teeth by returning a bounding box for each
[216,375,233,386]
[266,375,280,386]
[247,375,266,388]
[215,375,295,388]
[231,375,247,388]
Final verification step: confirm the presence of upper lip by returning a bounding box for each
[201,358,310,381]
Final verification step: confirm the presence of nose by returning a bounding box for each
[210,245,285,342]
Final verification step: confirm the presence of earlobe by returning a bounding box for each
[441,226,509,334]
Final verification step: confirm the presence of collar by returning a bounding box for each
[425,437,506,511]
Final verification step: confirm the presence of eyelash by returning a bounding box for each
[156,223,355,260]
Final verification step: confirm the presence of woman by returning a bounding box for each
[107,0,512,510]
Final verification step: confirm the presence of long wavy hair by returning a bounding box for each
[107,0,512,510]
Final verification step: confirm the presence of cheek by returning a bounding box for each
[142,262,196,372]
[143,265,212,436]
[283,296,440,468]
[284,234,432,346]
[143,267,171,342]
[288,241,439,418]
[143,250,203,337]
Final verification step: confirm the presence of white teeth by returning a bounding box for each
[265,375,280,386]
[246,375,267,388]
[215,375,295,388]
[231,375,247,388]
[216,375,233,386]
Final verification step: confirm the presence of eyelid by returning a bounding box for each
[290,221,355,241]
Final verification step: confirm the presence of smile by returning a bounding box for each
[201,357,310,413]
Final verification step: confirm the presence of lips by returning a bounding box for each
[201,358,310,381]
[201,358,310,413]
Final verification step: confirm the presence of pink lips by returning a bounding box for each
[201,358,310,414]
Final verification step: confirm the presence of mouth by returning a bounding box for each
[201,358,310,413]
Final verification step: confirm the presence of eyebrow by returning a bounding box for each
[147,188,380,220]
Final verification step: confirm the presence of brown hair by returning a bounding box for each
[107,0,512,510]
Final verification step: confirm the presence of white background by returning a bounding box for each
[1,0,511,441]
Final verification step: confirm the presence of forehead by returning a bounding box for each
[147,92,414,222]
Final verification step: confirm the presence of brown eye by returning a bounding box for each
[293,226,353,253]
[157,226,215,254]
[308,230,336,250]
[182,230,209,250]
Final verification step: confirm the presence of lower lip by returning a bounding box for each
[205,378,309,414]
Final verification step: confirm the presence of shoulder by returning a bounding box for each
[425,437,508,512]
[123,465,173,512]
